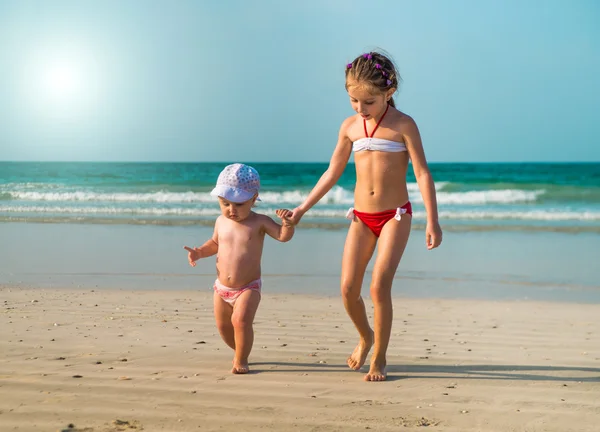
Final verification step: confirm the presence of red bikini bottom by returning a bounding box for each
[346,201,412,237]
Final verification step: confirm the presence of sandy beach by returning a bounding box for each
[1,285,599,432]
[1,223,600,431]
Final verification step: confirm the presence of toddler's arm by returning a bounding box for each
[183,223,219,267]
[262,209,295,242]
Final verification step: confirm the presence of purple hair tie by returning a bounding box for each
[375,64,381,69]
[363,53,372,60]
[346,63,352,69]
[382,71,387,76]
[387,79,392,86]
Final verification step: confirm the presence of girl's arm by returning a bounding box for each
[291,118,353,223]
[402,116,442,249]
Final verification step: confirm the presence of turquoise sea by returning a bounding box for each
[1,161,599,300]
[1,162,599,232]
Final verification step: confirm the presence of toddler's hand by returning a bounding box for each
[183,246,200,267]
[276,208,295,227]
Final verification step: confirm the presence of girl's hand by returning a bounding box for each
[288,207,306,226]
[426,221,443,250]
[183,246,200,267]
[275,209,295,227]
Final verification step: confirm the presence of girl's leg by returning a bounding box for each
[230,289,261,374]
[341,219,378,370]
[365,215,411,381]
[213,291,235,350]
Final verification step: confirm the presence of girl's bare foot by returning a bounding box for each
[347,330,373,371]
[364,357,387,381]
[232,359,249,374]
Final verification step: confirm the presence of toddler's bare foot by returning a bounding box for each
[364,357,387,382]
[347,330,373,371]
[232,359,249,374]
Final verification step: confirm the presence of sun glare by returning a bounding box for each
[19,42,103,119]
[43,60,83,99]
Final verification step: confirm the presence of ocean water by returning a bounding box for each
[1,161,599,232]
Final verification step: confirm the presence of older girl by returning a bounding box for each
[290,51,442,381]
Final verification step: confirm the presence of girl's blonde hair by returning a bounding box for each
[345,51,402,107]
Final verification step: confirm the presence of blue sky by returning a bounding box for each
[1,0,599,162]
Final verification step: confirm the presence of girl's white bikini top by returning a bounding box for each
[352,137,407,153]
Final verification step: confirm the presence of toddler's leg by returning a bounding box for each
[213,291,235,350]
[230,289,261,374]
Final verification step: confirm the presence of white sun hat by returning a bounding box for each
[210,163,261,203]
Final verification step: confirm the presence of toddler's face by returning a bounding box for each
[218,196,256,221]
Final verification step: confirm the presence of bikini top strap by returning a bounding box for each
[364,103,390,138]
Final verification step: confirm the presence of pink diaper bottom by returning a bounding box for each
[213,278,262,306]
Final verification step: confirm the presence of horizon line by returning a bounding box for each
[1,160,599,164]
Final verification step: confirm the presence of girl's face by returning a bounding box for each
[347,81,394,120]
[218,195,256,221]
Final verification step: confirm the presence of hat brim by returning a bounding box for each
[210,185,260,203]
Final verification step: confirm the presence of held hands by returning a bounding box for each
[287,206,305,226]
[183,246,200,267]
[426,220,443,250]
[276,208,295,227]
